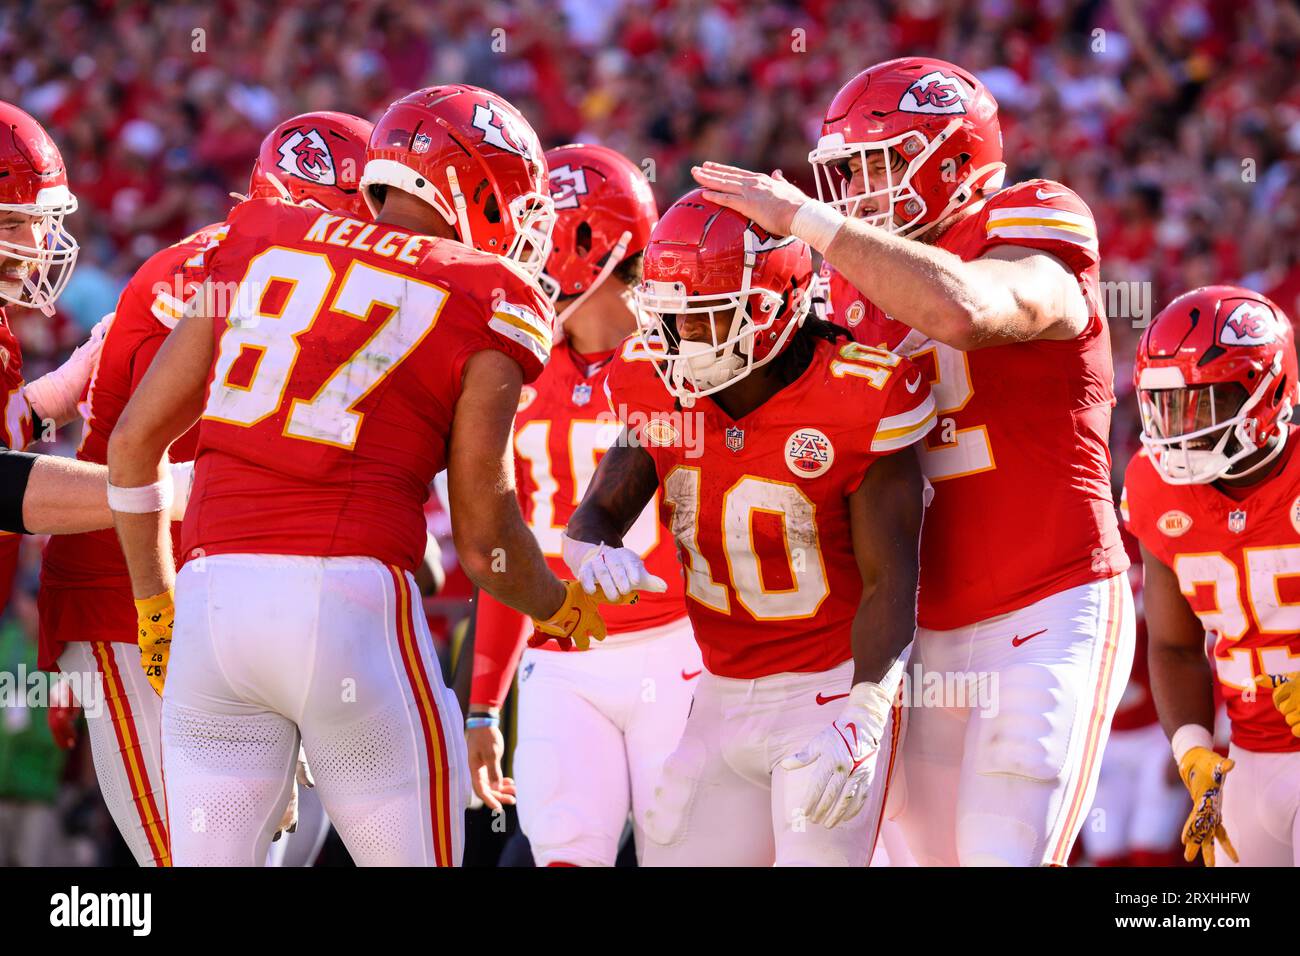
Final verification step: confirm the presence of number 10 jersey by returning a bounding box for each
[607,336,935,679]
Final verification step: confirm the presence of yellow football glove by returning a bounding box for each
[1177,746,1237,867]
[135,590,174,697]
[529,579,638,652]
[1268,672,1300,738]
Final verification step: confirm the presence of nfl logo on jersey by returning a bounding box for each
[571,383,592,406]
[1228,509,1247,533]
[725,426,745,452]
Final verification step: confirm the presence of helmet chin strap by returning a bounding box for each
[1223,422,1289,481]
[555,230,632,330]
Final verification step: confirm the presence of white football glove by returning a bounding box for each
[561,533,667,602]
[23,313,113,425]
[781,680,893,829]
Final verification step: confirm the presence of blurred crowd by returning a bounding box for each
[0,0,1297,865]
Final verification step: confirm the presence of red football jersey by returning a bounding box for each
[37,223,223,669]
[834,180,1128,630]
[607,335,936,679]
[469,338,689,707]
[183,198,555,571]
[1122,436,1300,753]
[0,311,30,624]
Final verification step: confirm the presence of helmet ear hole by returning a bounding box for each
[482,190,501,225]
[575,221,593,257]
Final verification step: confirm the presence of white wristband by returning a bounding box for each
[790,201,847,254]
[1170,723,1214,764]
[107,477,174,515]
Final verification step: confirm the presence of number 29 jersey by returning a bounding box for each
[1122,437,1300,753]
[607,336,936,679]
[185,198,555,572]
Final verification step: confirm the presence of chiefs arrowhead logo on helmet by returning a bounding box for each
[746,224,797,253]
[549,164,589,211]
[472,102,538,159]
[898,70,970,115]
[1219,300,1279,347]
[276,129,336,185]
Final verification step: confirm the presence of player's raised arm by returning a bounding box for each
[690,162,1088,351]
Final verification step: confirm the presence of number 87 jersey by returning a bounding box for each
[184,198,555,572]
[607,335,936,679]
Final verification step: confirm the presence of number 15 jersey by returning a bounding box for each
[184,198,555,572]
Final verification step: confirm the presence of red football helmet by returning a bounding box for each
[809,57,1004,239]
[247,111,374,218]
[1136,285,1298,484]
[541,143,658,315]
[0,101,78,315]
[634,189,813,405]
[361,85,554,275]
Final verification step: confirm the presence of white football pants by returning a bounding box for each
[892,572,1135,866]
[513,616,700,866]
[163,554,468,866]
[1217,743,1300,867]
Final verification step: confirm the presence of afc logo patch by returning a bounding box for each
[276,129,336,185]
[898,70,970,115]
[785,428,834,478]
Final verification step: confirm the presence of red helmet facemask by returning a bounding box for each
[361,85,555,277]
[247,111,374,218]
[809,57,1005,240]
[1135,285,1298,484]
[634,190,812,406]
[0,101,78,316]
[540,143,658,325]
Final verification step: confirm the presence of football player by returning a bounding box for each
[37,111,373,867]
[106,85,626,866]
[566,190,935,866]
[1123,286,1300,867]
[692,57,1135,866]
[0,101,114,603]
[466,144,701,866]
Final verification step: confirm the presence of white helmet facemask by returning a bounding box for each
[634,232,806,407]
[808,121,1004,240]
[1138,356,1291,484]
[0,184,79,316]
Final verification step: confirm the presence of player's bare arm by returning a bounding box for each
[1143,542,1216,738]
[447,348,567,620]
[691,162,1088,350]
[847,445,925,685]
[108,307,211,600]
[566,433,658,548]
[0,450,111,534]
